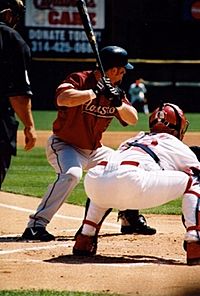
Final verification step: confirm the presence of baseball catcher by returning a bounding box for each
[73,102,200,265]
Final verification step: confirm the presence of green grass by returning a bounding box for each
[18,111,149,131]
[2,147,182,215]
[5,110,198,215]
[2,148,87,205]
[0,291,119,296]
[5,109,196,214]
[18,111,200,132]
[182,113,200,132]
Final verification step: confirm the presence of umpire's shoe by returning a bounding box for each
[118,210,156,235]
[21,227,55,241]
[73,233,97,256]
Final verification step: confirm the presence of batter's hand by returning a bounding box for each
[108,87,124,107]
[93,77,123,107]
[93,77,111,96]
[24,127,37,151]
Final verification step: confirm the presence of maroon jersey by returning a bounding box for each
[53,71,130,150]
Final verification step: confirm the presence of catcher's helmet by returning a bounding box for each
[149,102,189,140]
[99,46,133,71]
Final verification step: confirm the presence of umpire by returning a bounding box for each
[0,0,37,188]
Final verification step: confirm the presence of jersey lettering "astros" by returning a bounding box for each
[53,71,130,150]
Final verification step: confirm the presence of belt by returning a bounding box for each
[98,160,139,166]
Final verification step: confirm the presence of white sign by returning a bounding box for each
[25,0,105,28]
[28,29,102,53]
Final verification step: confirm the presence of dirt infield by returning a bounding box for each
[0,131,200,295]
[0,192,200,296]
[17,130,200,148]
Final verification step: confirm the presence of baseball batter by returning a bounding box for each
[73,103,200,265]
[21,46,146,241]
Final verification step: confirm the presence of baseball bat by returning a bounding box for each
[77,0,105,76]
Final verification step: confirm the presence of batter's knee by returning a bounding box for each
[62,168,82,185]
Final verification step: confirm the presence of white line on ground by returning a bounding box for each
[0,201,121,260]
[0,242,72,255]
[0,258,45,264]
[0,227,117,239]
[0,234,23,237]
[0,202,119,228]
[58,228,119,233]
[0,240,160,267]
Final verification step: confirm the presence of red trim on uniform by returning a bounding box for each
[98,161,108,166]
[187,226,200,231]
[184,176,193,194]
[83,219,99,230]
[98,160,139,166]
[121,161,139,166]
[185,190,200,198]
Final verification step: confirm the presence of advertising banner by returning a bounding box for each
[25,0,105,57]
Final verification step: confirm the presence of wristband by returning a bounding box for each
[89,89,97,100]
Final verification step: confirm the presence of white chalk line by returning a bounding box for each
[0,227,117,238]
[0,201,185,268]
[0,202,119,228]
[0,201,183,267]
[0,240,158,267]
[0,201,120,260]
[0,200,148,268]
[0,242,72,255]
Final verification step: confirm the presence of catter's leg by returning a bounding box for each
[73,199,112,256]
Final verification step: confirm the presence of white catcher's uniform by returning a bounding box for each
[84,132,200,241]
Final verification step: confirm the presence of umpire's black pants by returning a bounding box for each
[0,145,12,189]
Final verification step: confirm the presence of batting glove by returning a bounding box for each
[106,86,124,107]
[93,77,111,96]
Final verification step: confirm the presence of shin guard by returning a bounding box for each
[186,199,200,265]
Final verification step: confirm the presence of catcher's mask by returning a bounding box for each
[149,102,189,140]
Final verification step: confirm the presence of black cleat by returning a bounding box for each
[118,211,156,235]
[121,223,157,235]
[21,227,55,242]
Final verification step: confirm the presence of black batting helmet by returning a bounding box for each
[99,46,133,71]
[149,102,189,140]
